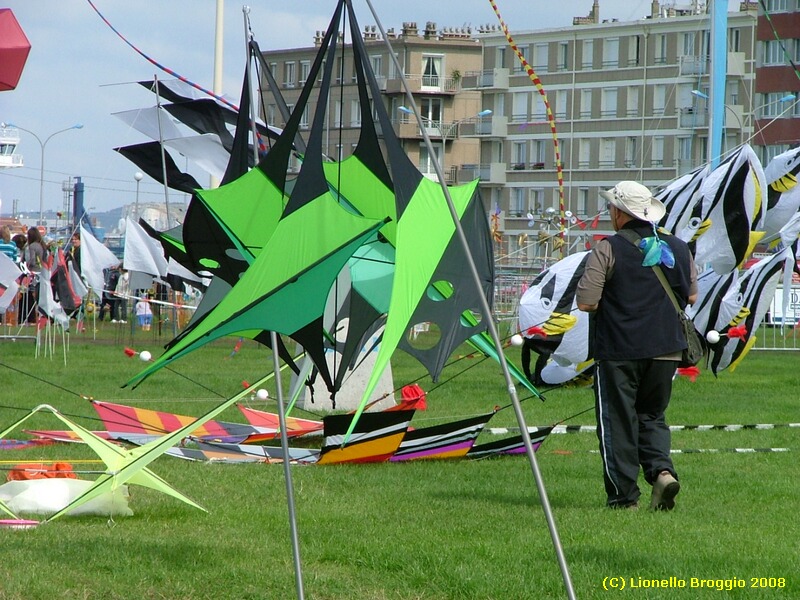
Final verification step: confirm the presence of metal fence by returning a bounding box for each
[492,276,800,352]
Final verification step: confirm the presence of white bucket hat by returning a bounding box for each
[599,181,666,222]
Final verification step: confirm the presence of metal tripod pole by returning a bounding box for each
[365,1,575,597]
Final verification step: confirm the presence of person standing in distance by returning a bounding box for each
[576,181,697,511]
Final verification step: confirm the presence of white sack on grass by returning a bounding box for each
[0,479,133,517]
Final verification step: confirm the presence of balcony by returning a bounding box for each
[395,119,449,140]
[457,162,506,185]
[458,116,507,138]
[460,68,509,90]
[384,74,460,95]
[678,107,708,128]
[679,55,708,76]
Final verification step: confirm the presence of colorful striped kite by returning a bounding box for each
[487,0,566,254]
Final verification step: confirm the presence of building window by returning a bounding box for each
[727,81,739,106]
[762,144,789,165]
[420,97,442,125]
[728,28,741,53]
[558,42,569,71]
[603,38,619,68]
[678,137,693,161]
[555,90,568,120]
[370,55,383,85]
[496,46,506,69]
[512,92,528,123]
[350,100,361,127]
[334,100,342,128]
[654,34,667,64]
[701,31,711,63]
[530,188,544,214]
[267,104,277,125]
[532,140,546,168]
[336,56,344,83]
[760,92,795,117]
[628,35,640,66]
[388,53,400,79]
[532,94,547,121]
[420,142,442,176]
[515,45,529,73]
[682,33,696,57]
[763,40,784,65]
[284,61,296,88]
[577,188,589,216]
[299,60,310,85]
[534,42,549,72]
[299,105,310,130]
[601,88,618,117]
[582,39,593,69]
[512,141,527,170]
[653,84,667,116]
[764,0,788,11]
[652,136,664,166]
[579,139,591,168]
[510,188,526,216]
[580,89,592,118]
[626,87,639,117]
[422,54,443,88]
[599,138,616,168]
[625,137,638,167]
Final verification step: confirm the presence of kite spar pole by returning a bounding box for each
[364,2,576,597]
[243,7,305,599]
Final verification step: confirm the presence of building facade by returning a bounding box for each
[753,0,800,164]
[258,22,486,184]
[470,2,759,272]
[256,4,796,275]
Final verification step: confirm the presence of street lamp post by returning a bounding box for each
[398,106,491,181]
[9,123,83,229]
[134,171,144,220]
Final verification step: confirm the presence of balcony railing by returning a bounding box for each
[384,74,460,95]
[457,163,506,184]
[679,107,708,128]
[679,55,708,76]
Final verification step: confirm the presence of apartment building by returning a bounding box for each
[258,21,486,183]
[258,5,773,273]
[753,0,800,163]
[469,2,759,269]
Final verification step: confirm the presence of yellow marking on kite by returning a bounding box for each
[690,218,712,243]
[542,312,577,336]
[728,336,757,373]
[728,307,751,327]
[771,173,797,194]
[737,231,766,270]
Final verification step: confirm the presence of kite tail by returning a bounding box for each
[487,0,566,256]
[85,0,239,111]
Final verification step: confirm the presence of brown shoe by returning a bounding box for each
[650,471,680,511]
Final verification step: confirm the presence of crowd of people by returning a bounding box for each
[0,226,151,330]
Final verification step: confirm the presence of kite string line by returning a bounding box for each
[487,0,566,255]
[85,0,238,111]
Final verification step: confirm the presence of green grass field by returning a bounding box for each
[0,324,797,599]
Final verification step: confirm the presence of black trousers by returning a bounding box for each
[594,359,678,507]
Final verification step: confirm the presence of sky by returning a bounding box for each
[1,0,691,218]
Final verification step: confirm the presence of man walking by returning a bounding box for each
[576,181,697,510]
